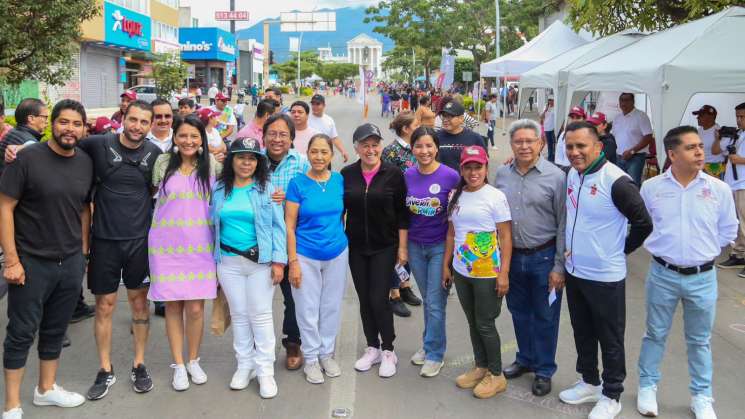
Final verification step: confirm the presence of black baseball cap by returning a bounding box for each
[230,137,264,156]
[353,123,383,143]
[439,101,465,116]
[310,94,325,104]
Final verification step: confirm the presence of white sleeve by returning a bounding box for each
[639,112,653,136]
[491,189,512,223]
[329,118,338,139]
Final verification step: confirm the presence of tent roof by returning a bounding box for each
[479,20,588,78]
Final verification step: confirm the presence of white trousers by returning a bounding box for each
[291,248,349,363]
[217,255,276,377]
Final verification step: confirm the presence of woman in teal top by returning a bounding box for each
[210,137,286,399]
[285,134,348,385]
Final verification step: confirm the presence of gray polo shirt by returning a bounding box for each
[494,157,567,273]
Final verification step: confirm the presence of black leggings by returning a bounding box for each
[349,246,396,351]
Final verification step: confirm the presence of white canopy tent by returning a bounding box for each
[564,7,745,163]
[480,20,589,77]
[517,30,646,129]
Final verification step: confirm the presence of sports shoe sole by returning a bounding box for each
[354,359,381,372]
[559,394,601,405]
[33,397,85,408]
[716,262,745,269]
[305,374,325,384]
[87,376,117,400]
[420,363,444,378]
[131,377,154,393]
[637,406,658,417]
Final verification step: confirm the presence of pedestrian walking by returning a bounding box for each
[308,95,350,162]
[210,137,287,399]
[285,134,349,385]
[343,123,409,378]
[435,101,487,171]
[208,84,219,106]
[442,145,512,399]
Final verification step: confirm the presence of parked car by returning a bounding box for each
[129,85,181,109]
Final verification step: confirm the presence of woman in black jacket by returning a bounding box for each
[342,123,409,379]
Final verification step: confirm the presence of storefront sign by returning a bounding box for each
[104,2,151,51]
[215,11,249,21]
[179,28,236,62]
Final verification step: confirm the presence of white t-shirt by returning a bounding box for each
[542,107,555,132]
[723,132,745,191]
[699,124,723,163]
[292,126,319,155]
[206,127,223,149]
[485,101,499,121]
[611,108,653,155]
[554,131,570,166]
[308,113,338,138]
[146,130,173,153]
[449,184,512,278]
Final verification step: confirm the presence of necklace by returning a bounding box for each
[308,171,330,192]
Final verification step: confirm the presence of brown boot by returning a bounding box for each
[455,367,487,389]
[285,342,303,370]
[473,372,507,399]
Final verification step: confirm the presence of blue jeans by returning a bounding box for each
[545,131,556,163]
[616,152,647,186]
[506,246,562,378]
[638,260,717,396]
[407,241,448,362]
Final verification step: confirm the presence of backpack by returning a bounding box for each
[96,134,154,192]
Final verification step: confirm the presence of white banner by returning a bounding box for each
[289,37,299,53]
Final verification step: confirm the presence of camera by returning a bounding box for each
[722,126,742,180]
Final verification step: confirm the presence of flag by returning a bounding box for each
[438,48,455,90]
[358,65,368,119]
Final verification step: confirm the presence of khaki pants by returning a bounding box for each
[733,190,745,257]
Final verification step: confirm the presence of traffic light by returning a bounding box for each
[269,51,275,65]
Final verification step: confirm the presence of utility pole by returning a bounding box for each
[263,21,271,89]
[412,48,415,85]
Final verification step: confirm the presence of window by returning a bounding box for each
[153,22,178,44]
[108,0,148,15]
[156,0,179,8]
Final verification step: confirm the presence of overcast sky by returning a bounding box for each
[179,0,377,31]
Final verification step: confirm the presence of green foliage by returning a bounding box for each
[382,46,434,83]
[566,0,739,36]
[463,96,486,113]
[272,52,359,84]
[317,63,359,82]
[0,0,100,87]
[299,87,314,97]
[454,58,474,83]
[4,115,52,141]
[152,53,188,99]
[279,85,290,94]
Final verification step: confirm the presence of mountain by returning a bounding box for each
[236,6,393,63]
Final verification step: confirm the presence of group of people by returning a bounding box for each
[0,83,742,419]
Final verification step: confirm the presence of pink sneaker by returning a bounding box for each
[354,347,382,372]
[378,350,398,378]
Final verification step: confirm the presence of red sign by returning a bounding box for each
[122,17,143,38]
[215,11,249,21]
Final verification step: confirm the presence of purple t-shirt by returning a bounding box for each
[404,164,461,245]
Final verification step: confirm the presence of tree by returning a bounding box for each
[0,0,99,87]
[271,51,320,83]
[317,63,359,82]
[381,46,434,83]
[152,53,188,98]
[566,0,741,36]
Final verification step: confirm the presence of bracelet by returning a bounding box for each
[288,259,299,264]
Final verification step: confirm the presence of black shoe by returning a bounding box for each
[87,367,116,400]
[400,287,422,306]
[131,364,154,393]
[62,334,71,348]
[70,304,95,323]
[390,298,411,317]
[532,376,552,396]
[717,255,745,269]
[738,268,745,278]
[154,301,165,317]
[503,361,533,379]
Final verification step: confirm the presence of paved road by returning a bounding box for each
[2,94,745,419]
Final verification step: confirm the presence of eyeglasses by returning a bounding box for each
[34,114,49,120]
[511,138,540,147]
[265,131,290,140]
[154,114,173,120]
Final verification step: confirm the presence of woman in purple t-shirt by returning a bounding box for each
[403,126,460,377]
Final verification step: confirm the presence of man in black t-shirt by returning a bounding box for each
[1,100,93,417]
[436,101,487,170]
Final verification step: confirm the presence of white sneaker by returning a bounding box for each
[559,380,602,405]
[354,347,382,372]
[378,350,398,378]
[229,368,256,390]
[410,348,425,366]
[171,364,190,391]
[304,361,325,384]
[588,395,622,419]
[258,375,278,399]
[2,407,22,419]
[637,385,658,417]
[691,394,717,419]
[320,357,342,378]
[420,360,444,377]
[186,358,208,385]
[32,384,85,407]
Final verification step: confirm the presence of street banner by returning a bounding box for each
[437,48,455,90]
[289,37,299,53]
[358,65,368,119]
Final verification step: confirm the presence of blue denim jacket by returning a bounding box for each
[210,180,287,265]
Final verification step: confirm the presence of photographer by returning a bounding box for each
[715,102,745,275]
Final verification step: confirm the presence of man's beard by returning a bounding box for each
[54,134,79,150]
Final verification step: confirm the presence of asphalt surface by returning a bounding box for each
[1,93,745,419]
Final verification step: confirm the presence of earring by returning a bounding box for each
[172,145,179,153]
[197,147,204,155]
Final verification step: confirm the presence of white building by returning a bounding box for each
[347,33,383,78]
[318,47,347,64]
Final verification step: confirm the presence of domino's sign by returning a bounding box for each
[179,28,236,62]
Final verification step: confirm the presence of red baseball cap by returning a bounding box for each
[120,90,137,101]
[215,92,229,101]
[460,145,489,167]
[586,112,607,126]
[692,105,717,116]
[568,106,586,118]
[93,117,120,134]
[197,107,221,124]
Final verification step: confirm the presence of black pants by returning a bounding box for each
[3,253,85,369]
[565,273,626,400]
[454,272,503,375]
[349,246,396,351]
[280,266,301,347]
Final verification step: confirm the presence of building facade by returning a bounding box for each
[179,27,237,93]
[238,39,264,89]
[347,34,383,79]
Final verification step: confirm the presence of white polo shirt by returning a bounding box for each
[308,113,339,138]
[723,132,745,191]
[542,107,555,132]
[699,124,723,163]
[611,108,653,155]
[642,169,737,267]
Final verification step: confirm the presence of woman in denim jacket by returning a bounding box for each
[210,137,287,399]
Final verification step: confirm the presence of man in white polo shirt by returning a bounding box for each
[636,126,737,419]
[559,121,652,419]
[692,105,724,178]
[611,93,654,186]
[716,102,745,275]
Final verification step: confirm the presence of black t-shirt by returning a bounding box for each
[0,142,93,259]
[436,128,487,170]
[78,134,161,240]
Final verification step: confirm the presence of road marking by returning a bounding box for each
[730,324,745,335]
[328,277,360,418]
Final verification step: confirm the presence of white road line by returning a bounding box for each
[327,274,360,418]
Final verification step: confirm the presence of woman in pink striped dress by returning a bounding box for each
[148,115,221,391]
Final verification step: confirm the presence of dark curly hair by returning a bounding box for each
[161,115,212,197]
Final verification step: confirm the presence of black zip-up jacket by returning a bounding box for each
[0,125,43,176]
[342,160,409,252]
